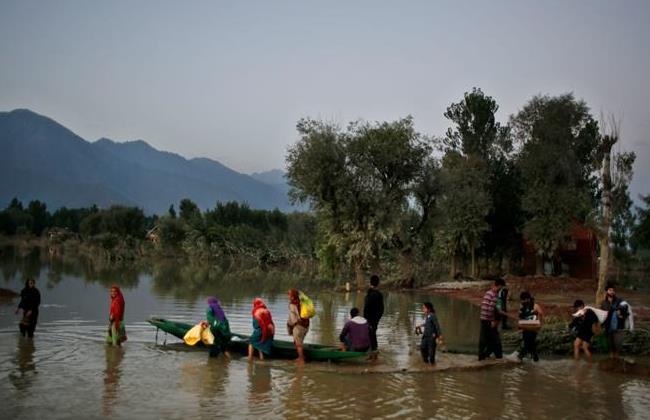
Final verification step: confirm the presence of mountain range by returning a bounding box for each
[0,109,295,214]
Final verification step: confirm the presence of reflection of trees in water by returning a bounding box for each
[8,336,37,392]
[102,345,124,417]
[179,357,230,409]
[1,245,141,289]
[283,365,307,417]
[247,362,272,411]
[151,257,322,303]
[0,246,41,284]
[315,293,338,345]
[2,245,324,305]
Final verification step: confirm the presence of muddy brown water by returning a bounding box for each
[1,250,649,419]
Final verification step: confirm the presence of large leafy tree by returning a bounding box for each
[27,200,49,236]
[512,93,599,274]
[286,117,430,287]
[438,152,491,277]
[439,88,511,277]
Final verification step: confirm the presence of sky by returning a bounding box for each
[1,0,649,199]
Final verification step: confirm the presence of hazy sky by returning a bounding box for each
[1,1,649,198]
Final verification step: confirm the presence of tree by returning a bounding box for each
[443,87,511,160]
[438,152,491,277]
[632,195,650,251]
[287,117,429,287]
[157,216,187,249]
[168,204,177,219]
[609,151,636,280]
[440,88,510,277]
[593,115,636,303]
[179,198,201,222]
[27,200,50,236]
[512,93,599,274]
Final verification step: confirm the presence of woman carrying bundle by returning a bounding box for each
[287,288,310,363]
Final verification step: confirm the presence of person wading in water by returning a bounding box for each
[363,274,384,358]
[15,278,41,338]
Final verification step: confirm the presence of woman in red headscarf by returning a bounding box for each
[107,285,127,346]
[248,298,274,361]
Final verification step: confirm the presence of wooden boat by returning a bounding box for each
[148,317,368,362]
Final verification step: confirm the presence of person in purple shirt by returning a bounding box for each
[339,307,371,352]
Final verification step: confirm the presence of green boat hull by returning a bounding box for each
[148,317,367,362]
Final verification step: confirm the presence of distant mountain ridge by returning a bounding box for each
[0,109,294,214]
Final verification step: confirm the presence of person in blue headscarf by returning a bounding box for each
[206,297,232,357]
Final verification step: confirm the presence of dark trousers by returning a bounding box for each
[478,320,502,360]
[520,331,538,359]
[19,322,36,338]
[19,312,37,338]
[420,337,437,364]
[369,321,379,351]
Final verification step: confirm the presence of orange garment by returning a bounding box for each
[109,285,125,330]
[252,298,274,342]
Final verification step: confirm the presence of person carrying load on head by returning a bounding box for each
[248,298,275,361]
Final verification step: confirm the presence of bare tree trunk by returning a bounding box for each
[399,250,415,288]
[471,247,476,278]
[535,254,543,276]
[450,253,456,278]
[354,257,365,290]
[596,135,615,305]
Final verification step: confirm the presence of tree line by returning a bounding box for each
[0,198,316,264]
[286,89,649,290]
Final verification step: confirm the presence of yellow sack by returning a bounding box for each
[299,291,316,319]
[201,326,215,345]
[183,324,203,346]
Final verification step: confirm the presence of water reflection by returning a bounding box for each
[1,246,649,419]
[179,356,230,409]
[8,336,37,392]
[282,365,307,417]
[247,363,272,413]
[102,345,124,416]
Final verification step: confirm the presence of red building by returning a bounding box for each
[522,224,598,279]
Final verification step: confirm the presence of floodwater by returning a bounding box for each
[1,248,649,419]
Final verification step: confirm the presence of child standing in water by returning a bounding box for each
[416,302,443,364]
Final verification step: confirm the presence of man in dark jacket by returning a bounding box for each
[363,274,384,352]
[601,282,629,358]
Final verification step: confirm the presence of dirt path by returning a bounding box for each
[424,275,650,323]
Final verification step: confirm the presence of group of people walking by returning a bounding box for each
[477,278,632,363]
[570,282,633,361]
[14,275,633,365]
